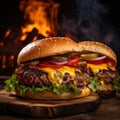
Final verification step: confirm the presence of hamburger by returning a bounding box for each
[77,41,120,98]
[5,37,91,100]
[5,37,120,99]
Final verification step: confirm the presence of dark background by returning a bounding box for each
[0,0,120,38]
[0,0,120,35]
[0,0,120,71]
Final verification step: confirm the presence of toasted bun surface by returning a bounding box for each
[17,37,78,65]
[77,41,117,65]
[15,87,91,100]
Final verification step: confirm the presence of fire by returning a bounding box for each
[19,0,60,41]
[0,0,60,70]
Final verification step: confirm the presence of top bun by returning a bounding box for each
[17,37,117,66]
[77,41,117,65]
[17,37,78,64]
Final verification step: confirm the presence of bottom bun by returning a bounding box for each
[97,90,116,99]
[97,81,116,98]
[15,87,91,100]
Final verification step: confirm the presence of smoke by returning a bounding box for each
[58,0,120,71]
[58,0,108,42]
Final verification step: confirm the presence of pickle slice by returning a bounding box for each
[49,55,68,62]
[81,53,99,59]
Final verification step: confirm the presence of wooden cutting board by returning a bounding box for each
[0,90,101,118]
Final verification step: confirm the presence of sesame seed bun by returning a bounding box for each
[77,41,117,66]
[17,37,78,65]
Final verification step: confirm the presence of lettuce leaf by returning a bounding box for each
[88,75,120,93]
[112,76,120,93]
[88,76,103,92]
[6,74,120,96]
[5,74,18,92]
[4,74,80,96]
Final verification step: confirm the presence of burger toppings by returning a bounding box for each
[80,53,115,74]
[39,66,76,86]
[81,53,115,67]
[4,54,89,95]
[38,57,80,68]
[5,52,120,96]
[96,69,119,90]
[81,53,99,59]
[4,38,120,99]
[13,55,90,94]
[87,63,109,74]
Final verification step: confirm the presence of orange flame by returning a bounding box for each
[19,0,60,41]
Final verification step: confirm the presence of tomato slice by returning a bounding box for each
[105,59,115,67]
[86,59,105,64]
[38,57,80,68]
[66,57,80,66]
[38,62,64,68]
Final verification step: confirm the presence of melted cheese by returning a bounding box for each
[87,63,115,74]
[39,66,79,86]
[57,66,75,78]
[87,63,108,74]
[100,81,113,90]
[39,67,59,85]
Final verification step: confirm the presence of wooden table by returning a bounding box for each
[0,91,120,120]
[0,77,120,120]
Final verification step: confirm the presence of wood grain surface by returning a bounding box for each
[0,90,101,118]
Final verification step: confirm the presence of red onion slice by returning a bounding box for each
[47,60,68,65]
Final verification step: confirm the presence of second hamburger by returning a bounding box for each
[77,41,120,98]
